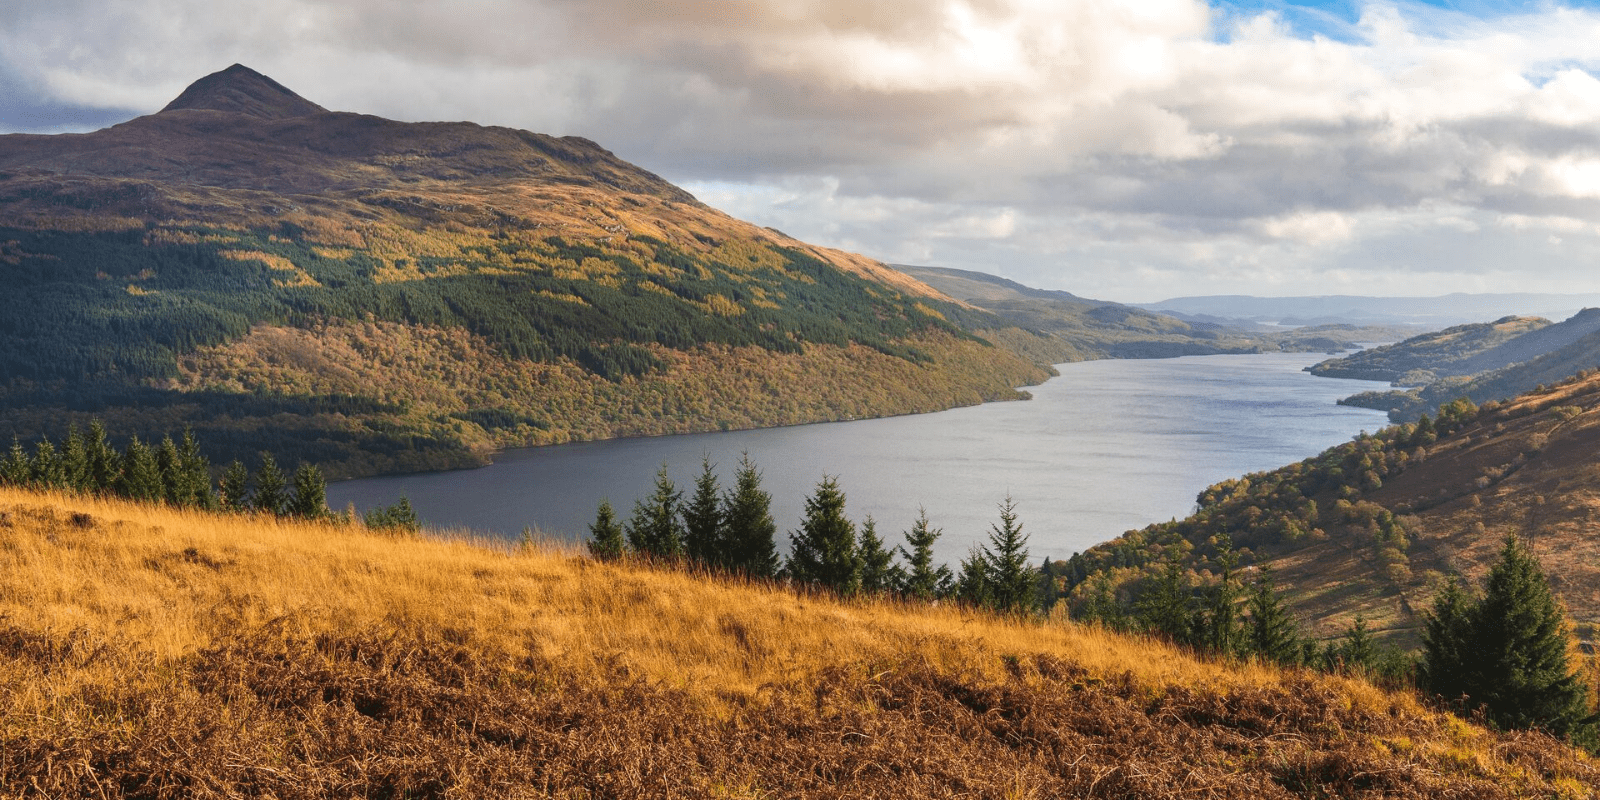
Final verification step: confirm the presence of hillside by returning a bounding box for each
[1,486,1594,797]
[1338,310,1600,421]
[0,65,1055,478]
[1062,370,1600,651]
[1138,293,1600,327]
[896,265,1399,360]
[1308,315,1555,384]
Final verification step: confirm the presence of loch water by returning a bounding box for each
[327,351,1392,565]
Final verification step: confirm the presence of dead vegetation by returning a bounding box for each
[0,488,1596,798]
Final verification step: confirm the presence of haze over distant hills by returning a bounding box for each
[1136,293,1600,327]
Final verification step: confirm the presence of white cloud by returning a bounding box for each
[5,0,1600,299]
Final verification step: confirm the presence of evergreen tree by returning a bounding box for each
[252,452,288,516]
[786,476,859,595]
[721,454,779,579]
[1245,565,1302,666]
[1137,549,1194,643]
[895,508,952,601]
[856,516,899,594]
[626,464,684,560]
[1420,576,1473,704]
[588,499,626,561]
[156,435,183,506]
[980,495,1035,614]
[85,420,119,493]
[31,438,64,490]
[682,456,723,568]
[364,497,419,533]
[117,436,164,503]
[1076,572,1128,630]
[1197,535,1246,657]
[1334,616,1378,674]
[218,460,251,512]
[955,546,992,608]
[175,429,213,508]
[61,425,90,493]
[1459,536,1592,737]
[287,463,328,519]
[0,438,29,487]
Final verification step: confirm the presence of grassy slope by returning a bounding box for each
[1066,370,1600,649]
[1,487,1595,797]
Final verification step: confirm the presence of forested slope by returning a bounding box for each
[0,65,1052,476]
[1059,369,1600,649]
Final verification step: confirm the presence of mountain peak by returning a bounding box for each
[159,64,327,120]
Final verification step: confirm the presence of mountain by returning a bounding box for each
[1137,293,1600,327]
[4,483,1593,796]
[1061,372,1600,650]
[0,66,1057,477]
[1320,309,1600,420]
[899,265,1407,359]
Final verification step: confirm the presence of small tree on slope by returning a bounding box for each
[786,476,859,595]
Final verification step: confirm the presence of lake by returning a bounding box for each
[326,352,1392,566]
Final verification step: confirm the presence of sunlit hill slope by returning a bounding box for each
[1,486,1596,797]
[1065,368,1600,649]
[0,64,1053,478]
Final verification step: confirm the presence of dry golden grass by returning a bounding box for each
[2,486,1596,797]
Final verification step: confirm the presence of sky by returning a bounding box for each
[4,1,1600,302]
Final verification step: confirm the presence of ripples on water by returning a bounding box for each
[327,352,1391,565]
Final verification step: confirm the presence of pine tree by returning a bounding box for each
[252,452,288,516]
[682,456,723,569]
[176,429,214,508]
[588,499,626,561]
[626,464,684,560]
[0,438,30,487]
[1137,549,1194,643]
[61,425,90,493]
[980,495,1036,614]
[955,546,991,608]
[364,497,419,533]
[1245,565,1302,666]
[117,436,164,503]
[156,435,183,506]
[1420,576,1473,704]
[786,476,859,595]
[31,438,64,490]
[1077,572,1128,630]
[896,508,952,601]
[1335,616,1378,674]
[287,463,328,519]
[721,453,780,579]
[85,420,119,493]
[1197,534,1246,657]
[857,516,899,594]
[218,460,251,512]
[1460,535,1592,737]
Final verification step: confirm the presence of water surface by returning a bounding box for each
[328,352,1390,565]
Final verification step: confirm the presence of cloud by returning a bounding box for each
[4,0,1600,299]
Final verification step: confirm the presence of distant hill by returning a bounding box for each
[1137,293,1600,327]
[899,265,1407,359]
[1321,309,1600,420]
[0,65,1061,477]
[1061,373,1600,649]
[1307,315,1555,384]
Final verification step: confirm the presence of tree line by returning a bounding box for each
[586,455,1043,615]
[594,456,1598,753]
[0,419,416,531]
